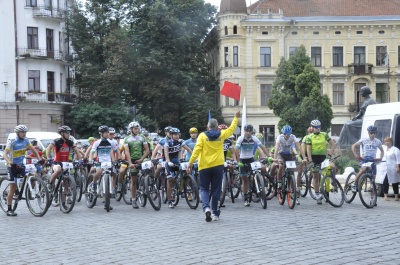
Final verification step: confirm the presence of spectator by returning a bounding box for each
[383,137,400,201]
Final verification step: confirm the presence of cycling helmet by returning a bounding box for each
[307,127,313,133]
[218,124,228,130]
[98,125,109,133]
[108,127,116,134]
[14,125,28,133]
[310,120,321,127]
[58,125,71,133]
[88,137,95,143]
[169,127,180,134]
[164,126,172,132]
[129,121,140,129]
[114,133,121,139]
[229,135,235,139]
[143,131,149,136]
[255,133,263,139]
[189,127,198,133]
[367,125,377,132]
[281,125,292,135]
[244,124,253,132]
[82,143,89,148]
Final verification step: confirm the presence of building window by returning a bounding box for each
[335,31,341,35]
[234,99,239,106]
[332,83,344,105]
[291,31,298,35]
[260,125,275,146]
[376,46,387,66]
[376,83,387,103]
[60,73,63,92]
[354,46,366,64]
[28,70,40,92]
[27,27,38,49]
[311,47,322,67]
[262,31,268,35]
[225,96,229,106]
[379,30,385,34]
[233,25,237,34]
[356,31,363,35]
[224,47,229,67]
[313,31,319,35]
[224,26,228,35]
[331,125,343,137]
[233,46,238,67]
[26,0,37,6]
[332,47,343,67]
[289,47,297,57]
[260,47,271,67]
[260,84,272,106]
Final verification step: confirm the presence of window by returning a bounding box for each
[224,47,229,67]
[28,70,40,92]
[233,46,238,67]
[332,47,343,66]
[335,31,341,35]
[354,46,366,64]
[225,96,229,106]
[376,46,387,66]
[330,125,343,137]
[313,31,319,35]
[262,31,268,35]
[289,47,297,57]
[311,47,322,67]
[60,73,63,92]
[234,99,239,106]
[27,27,38,49]
[44,0,52,10]
[374,119,392,143]
[224,26,228,35]
[376,83,388,103]
[59,32,62,53]
[356,31,363,34]
[260,84,272,106]
[260,125,275,146]
[379,30,385,34]
[332,83,344,105]
[233,25,237,34]
[260,47,271,67]
[26,0,37,6]
[291,31,298,35]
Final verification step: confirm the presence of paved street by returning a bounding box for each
[1,192,399,265]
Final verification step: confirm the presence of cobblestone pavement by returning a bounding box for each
[1,192,399,265]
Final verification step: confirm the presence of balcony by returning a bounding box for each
[17,48,72,63]
[32,6,65,20]
[15,91,76,104]
[348,63,373,75]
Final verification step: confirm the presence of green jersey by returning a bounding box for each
[304,132,330,156]
[124,134,147,159]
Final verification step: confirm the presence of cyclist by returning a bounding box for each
[143,131,154,157]
[254,133,266,160]
[89,125,117,210]
[118,122,149,209]
[236,124,269,206]
[351,125,384,193]
[182,127,198,162]
[305,120,337,204]
[25,139,43,176]
[3,125,43,216]
[151,126,172,182]
[273,125,306,204]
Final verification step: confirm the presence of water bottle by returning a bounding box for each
[17,178,24,191]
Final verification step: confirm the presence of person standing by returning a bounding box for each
[187,110,239,222]
[382,137,400,201]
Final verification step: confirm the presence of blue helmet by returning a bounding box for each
[281,125,292,135]
[169,127,180,134]
[367,125,377,132]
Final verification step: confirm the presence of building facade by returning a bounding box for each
[0,0,75,143]
[206,0,400,146]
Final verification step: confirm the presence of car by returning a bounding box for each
[0,150,7,175]
[76,139,90,147]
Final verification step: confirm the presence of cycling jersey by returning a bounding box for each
[5,138,32,165]
[223,139,233,158]
[52,138,75,162]
[357,137,382,160]
[26,146,43,164]
[156,136,171,158]
[276,134,299,155]
[166,139,184,160]
[182,138,197,161]
[91,138,114,163]
[236,135,262,159]
[124,134,147,160]
[304,132,330,156]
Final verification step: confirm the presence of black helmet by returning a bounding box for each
[98,125,109,133]
[244,124,253,132]
[367,125,377,132]
[58,125,71,133]
[360,86,372,96]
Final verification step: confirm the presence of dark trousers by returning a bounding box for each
[199,165,224,217]
[383,175,399,194]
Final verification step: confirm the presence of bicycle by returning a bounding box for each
[142,160,162,211]
[120,162,148,207]
[344,161,378,208]
[239,160,267,209]
[72,160,84,202]
[297,163,312,198]
[220,160,236,206]
[308,156,344,207]
[0,163,50,217]
[276,160,297,209]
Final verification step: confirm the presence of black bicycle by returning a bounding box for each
[239,160,267,209]
[220,160,236,206]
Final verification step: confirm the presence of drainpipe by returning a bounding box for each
[14,0,19,124]
[283,19,296,59]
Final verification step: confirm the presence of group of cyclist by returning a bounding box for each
[2,113,384,216]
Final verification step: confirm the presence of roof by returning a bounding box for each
[219,0,247,14]
[249,0,400,17]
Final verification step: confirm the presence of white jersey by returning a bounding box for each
[91,138,113,163]
[107,138,119,151]
[236,135,262,159]
[357,137,382,160]
[276,134,298,155]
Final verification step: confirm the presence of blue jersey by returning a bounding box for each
[165,139,184,160]
[5,138,32,165]
[183,138,197,161]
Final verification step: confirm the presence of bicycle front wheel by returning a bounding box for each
[75,172,83,202]
[232,171,241,198]
[219,174,227,207]
[358,174,377,209]
[254,173,267,209]
[85,174,97,208]
[184,174,199,209]
[344,172,357,203]
[104,175,111,212]
[145,175,161,211]
[137,176,147,207]
[321,173,344,208]
[287,174,296,209]
[25,176,50,217]
[299,170,310,197]
[122,176,132,205]
[59,175,77,213]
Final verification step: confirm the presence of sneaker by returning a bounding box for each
[132,200,139,209]
[187,193,193,201]
[351,183,357,193]
[205,208,212,222]
[168,201,174,209]
[212,215,219,221]
[244,200,250,206]
[296,198,300,205]
[316,194,322,205]
[6,210,17,217]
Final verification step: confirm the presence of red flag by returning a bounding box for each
[220,81,241,101]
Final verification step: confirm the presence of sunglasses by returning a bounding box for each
[312,126,321,129]
[63,131,70,134]
[369,132,376,134]
[283,133,290,136]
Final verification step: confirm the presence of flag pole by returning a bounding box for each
[241,97,246,136]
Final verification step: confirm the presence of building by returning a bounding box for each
[205,0,400,146]
[0,0,76,143]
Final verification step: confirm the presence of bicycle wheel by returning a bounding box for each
[321,174,344,208]
[358,174,377,209]
[344,172,357,203]
[308,174,319,200]
[75,172,83,202]
[85,174,97,208]
[25,176,50,217]
[287,174,296,209]
[226,171,234,203]
[299,170,309,197]
[59,175,77,213]
[161,174,168,204]
[122,176,132,205]
[219,173,227,207]
[232,171,241,198]
[50,180,60,207]
[277,177,286,205]
[265,175,275,200]
[104,174,111,212]
[254,172,267,209]
[145,174,161,211]
[137,176,147,207]
[184,174,199,209]
[0,177,19,213]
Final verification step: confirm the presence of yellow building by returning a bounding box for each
[205,0,400,146]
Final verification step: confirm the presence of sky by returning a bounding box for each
[206,0,253,10]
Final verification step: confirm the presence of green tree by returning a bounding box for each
[267,45,333,136]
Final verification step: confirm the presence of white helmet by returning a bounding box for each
[14,125,28,133]
[109,127,116,134]
[310,120,321,127]
[128,121,140,129]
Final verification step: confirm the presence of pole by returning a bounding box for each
[387,51,390,103]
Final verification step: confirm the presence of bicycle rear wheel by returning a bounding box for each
[183,174,199,209]
[85,174,97,208]
[75,172,83,202]
[226,171,234,203]
[25,176,50,217]
[299,170,309,197]
[344,172,357,203]
[0,177,19,213]
[145,174,161,211]
[265,175,275,200]
[137,176,147,207]
[287,174,296,209]
[277,177,286,205]
[60,175,77,213]
[321,174,344,208]
[232,171,241,198]
[358,174,377,209]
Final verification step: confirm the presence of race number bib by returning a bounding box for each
[141,161,153,169]
[62,162,73,169]
[250,161,261,170]
[321,159,330,169]
[25,164,37,174]
[180,162,189,170]
[31,159,38,164]
[285,161,296,169]
[101,162,112,169]
[361,162,373,167]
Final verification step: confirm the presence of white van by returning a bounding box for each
[6,132,61,150]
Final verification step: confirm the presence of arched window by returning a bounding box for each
[225,26,228,35]
[233,25,237,34]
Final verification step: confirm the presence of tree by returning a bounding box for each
[267,45,333,136]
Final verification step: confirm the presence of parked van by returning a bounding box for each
[6,132,61,151]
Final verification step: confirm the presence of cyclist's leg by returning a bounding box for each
[50,164,62,184]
